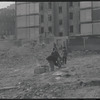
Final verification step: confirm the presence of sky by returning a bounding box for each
[0,2,15,9]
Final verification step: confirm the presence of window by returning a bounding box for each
[70,25,73,33]
[48,2,52,9]
[41,27,44,33]
[59,19,63,25]
[59,32,63,36]
[93,8,100,21]
[48,26,52,33]
[69,2,73,7]
[40,3,43,10]
[59,6,62,13]
[41,15,44,23]
[69,12,73,20]
[48,15,52,21]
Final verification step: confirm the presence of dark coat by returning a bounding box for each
[46,51,60,62]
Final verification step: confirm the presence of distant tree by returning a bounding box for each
[0,8,15,38]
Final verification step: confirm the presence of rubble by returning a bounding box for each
[0,40,100,98]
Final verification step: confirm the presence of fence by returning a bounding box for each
[69,36,100,51]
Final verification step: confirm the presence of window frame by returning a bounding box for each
[41,15,44,23]
[48,26,52,33]
[69,2,73,7]
[69,12,73,20]
[59,19,63,25]
[59,6,62,13]
[41,27,44,34]
[59,32,63,36]
[48,2,52,9]
[48,15,52,21]
[70,25,73,33]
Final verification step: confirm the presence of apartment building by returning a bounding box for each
[80,1,100,35]
[68,2,80,36]
[15,1,100,50]
[69,1,100,50]
[16,2,80,40]
[15,2,39,40]
[39,2,54,42]
[39,2,80,36]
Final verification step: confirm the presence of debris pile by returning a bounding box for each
[68,50,100,60]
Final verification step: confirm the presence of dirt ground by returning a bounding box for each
[0,40,100,98]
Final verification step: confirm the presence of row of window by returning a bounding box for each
[41,26,52,33]
[41,27,64,36]
[41,2,73,13]
[41,14,52,23]
[41,15,63,25]
[41,25,73,34]
[41,12,73,23]
[40,2,52,10]
[40,2,74,35]
[59,2,73,13]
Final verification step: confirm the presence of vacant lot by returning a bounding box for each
[0,40,100,98]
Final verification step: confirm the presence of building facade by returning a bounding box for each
[39,2,80,37]
[15,2,100,50]
[39,2,55,42]
[80,1,100,36]
[16,2,39,40]
[16,2,80,41]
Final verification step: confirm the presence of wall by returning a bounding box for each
[81,23,92,35]
[39,2,54,43]
[86,37,100,50]
[93,8,100,21]
[16,2,39,40]
[69,37,84,50]
[69,36,100,50]
[53,2,68,37]
[80,2,92,8]
[93,22,100,35]
[93,1,100,8]
[69,2,80,36]
[80,9,92,22]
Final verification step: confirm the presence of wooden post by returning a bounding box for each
[83,37,86,50]
[83,37,88,50]
[15,2,17,40]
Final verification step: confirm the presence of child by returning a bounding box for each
[62,47,68,64]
